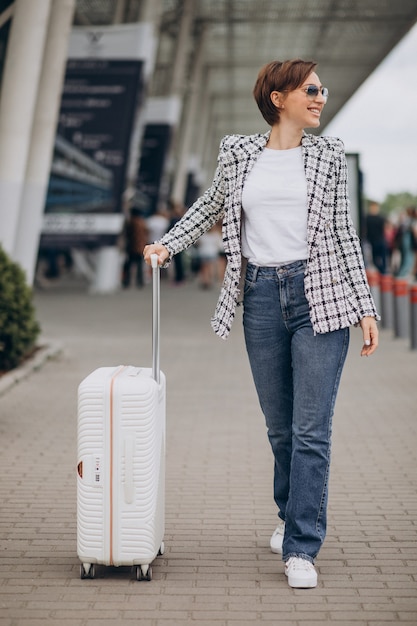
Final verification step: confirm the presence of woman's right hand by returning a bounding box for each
[143,243,170,266]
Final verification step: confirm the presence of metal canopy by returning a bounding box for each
[75,0,417,142]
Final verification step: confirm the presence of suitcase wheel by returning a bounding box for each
[136,565,152,581]
[158,542,165,556]
[80,563,95,580]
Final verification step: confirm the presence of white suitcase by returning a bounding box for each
[77,255,165,581]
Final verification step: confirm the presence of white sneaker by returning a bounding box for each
[270,520,285,554]
[285,557,317,588]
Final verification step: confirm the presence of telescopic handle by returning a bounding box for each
[150,254,160,384]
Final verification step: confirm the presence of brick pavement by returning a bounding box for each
[0,277,416,625]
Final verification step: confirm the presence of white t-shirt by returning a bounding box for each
[241,146,308,265]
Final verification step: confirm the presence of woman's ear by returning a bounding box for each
[270,91,283,109]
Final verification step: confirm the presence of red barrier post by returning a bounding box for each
[410,284,417,350]
[379,274,394,330]
[393,278,409,339]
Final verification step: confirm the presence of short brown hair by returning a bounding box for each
[253,59,317,126]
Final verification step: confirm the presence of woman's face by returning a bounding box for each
[274,71,328,129]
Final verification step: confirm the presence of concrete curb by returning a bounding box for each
[0,338,63,397]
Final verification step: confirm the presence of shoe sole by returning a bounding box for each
[286,577,317,588]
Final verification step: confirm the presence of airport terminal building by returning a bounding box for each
[0,0,416,289]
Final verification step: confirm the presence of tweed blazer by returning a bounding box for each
[160,131,379,339]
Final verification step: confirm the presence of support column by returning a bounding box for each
[113,0,127,24]
[191,74,212,184]
[171,28,208,204]
[202,113,217,187]
[139,0,163,23]
[162,0,194,166]
[14,0,76,284]
[169,0,194,96]
[149,0,194,209]
[0,0,52,256]
[124,0,163,194]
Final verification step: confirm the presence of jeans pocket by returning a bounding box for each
[244,276,256,297]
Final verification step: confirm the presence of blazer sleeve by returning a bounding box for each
[158,141,226,258]
[333,143,380,320]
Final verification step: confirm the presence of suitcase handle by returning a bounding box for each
[151,254,160,384]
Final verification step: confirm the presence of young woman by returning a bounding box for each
[144,59,379,588]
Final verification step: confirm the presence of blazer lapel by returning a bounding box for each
[301,133,328,250]
[231,132,269,197]
[231,131,270,180]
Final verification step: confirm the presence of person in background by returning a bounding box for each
[144,59,379,589]
[146,207,170,245]
[145,207,170,282]
[395,206,417,277]
[365,200,387,274]
[122,207,149,288]
[383,216,397,273]
[411,207,417,280]
[197,224,223,289]
[167,199,186,284]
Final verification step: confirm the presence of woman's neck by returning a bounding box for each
[267,125,303,150]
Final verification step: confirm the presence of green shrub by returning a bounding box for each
[0,246,41,371]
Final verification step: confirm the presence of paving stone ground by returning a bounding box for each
[0,276,416,625]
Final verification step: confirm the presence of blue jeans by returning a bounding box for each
[243,261,350,563]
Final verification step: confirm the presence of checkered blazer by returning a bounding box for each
[160,131,379,339]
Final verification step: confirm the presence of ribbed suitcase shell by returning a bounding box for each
[77,364,165,578]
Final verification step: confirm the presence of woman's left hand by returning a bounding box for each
[359,316,379,357]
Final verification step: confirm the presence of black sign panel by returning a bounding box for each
[137,123,172,215]
[41,59,143,247]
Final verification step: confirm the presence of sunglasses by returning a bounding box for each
[302,85,329,100]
